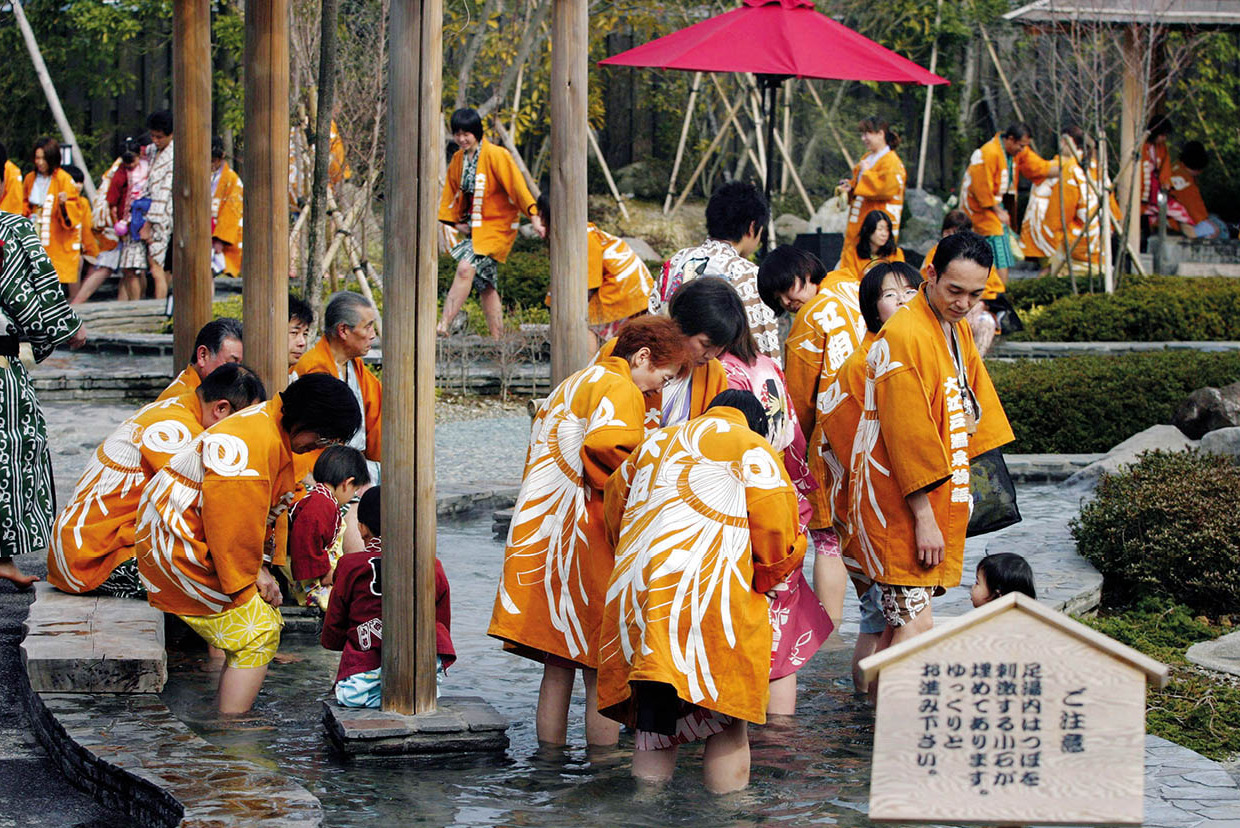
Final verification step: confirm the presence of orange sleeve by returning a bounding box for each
[438,151,464,225]
[784,336,822,444]
[586,227,604,291]
[581,385,644,491]
[214,175,244,246]
[853,153,904,201]
[970,153,998,210]
[494,149,537,217]
[201,475,275,596]
[1016,148,1052,184]
[747,482,806,593]
[359,361,383,462]
[56,183,85,230]
[21,173,34,216]
[603,450,639,548]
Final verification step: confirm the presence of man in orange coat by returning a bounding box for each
[210,137,244,277]
[437,108,545,339]
[157,318,244,401]
[135,374,361,713]
[23,137,85,286]
[49,364,265,597]
[291,291,381,470]
[598,390,805,793]
[848,232,1013,649]
[961,124,1055,291]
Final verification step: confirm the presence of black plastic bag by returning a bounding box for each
[967,448,1022,537]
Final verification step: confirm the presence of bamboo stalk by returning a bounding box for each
[587,128,629,221]
[663,72,702,214]
[805,80,854,168]
[979,25,1024,123]
[671,91,747,217]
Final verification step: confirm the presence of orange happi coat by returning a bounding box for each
[595,337,729,432]
[487,356,646,667]
[48,393,206,594]
[586,223,653,326]
[212,162,244,277]
[962,134,1052,238]
[135,398,297,616]
[293,336,382,462]
[437,139,537,264]
[842,246,906,283]
[157,365,202,402]
[783,271,867,529]
[1022,155,1120,268]
[814,330,876,554]
[23,168,85,283]
[89,159,121,254]
[847,289,1013,589]
[597,406,806,726]
[0,160,24,215]
[1166,160,1209,226]
[78,196,100,259]
[840,148,906,273]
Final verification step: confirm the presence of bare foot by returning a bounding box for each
[271,652,304,664]
[0,559,39,590]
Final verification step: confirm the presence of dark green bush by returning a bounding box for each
[438,250,549,311]
[1011,275,1240,341]
[1070,451,1240,616]
[986,350,1240,453]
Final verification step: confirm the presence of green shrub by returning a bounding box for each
[1070,451,1240,616]
[986,350,1240,453]
[438,250,550,311]
[1010,275,1240,341]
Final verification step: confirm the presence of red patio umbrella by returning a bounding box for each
[600,0,949,212]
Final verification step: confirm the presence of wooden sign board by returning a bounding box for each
[860,593,1169,826]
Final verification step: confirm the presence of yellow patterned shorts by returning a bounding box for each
[179,593,284,668]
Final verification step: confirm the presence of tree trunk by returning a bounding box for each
[306,0,340,324]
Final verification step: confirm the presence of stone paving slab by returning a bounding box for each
[991,340,1240,359]
[1006,453,1105,482]
[322,695,510,757]
[1187,630,1240,678]
[22,583,166,694]
[1144,736,1240,827]
[25,690,321,827]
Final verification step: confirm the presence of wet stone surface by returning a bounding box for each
[324,695,510,757]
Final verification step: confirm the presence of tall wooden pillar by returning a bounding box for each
[1117,28,1143,282]
[242,0,291,393]
[381,0,442,715]
[171,0,213,370]
[549,0,592,386]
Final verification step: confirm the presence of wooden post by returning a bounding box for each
[664,72,702,214]
[381,0,441,714]
[171,0,213,371]
[1118,30,1143,275]
[549,0,591,386]
[915,0,943,190]
[1099,134,1114,294]
[243,0,291,395]
[11,0,96,202]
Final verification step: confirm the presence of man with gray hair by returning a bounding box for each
[157,317,244,401]
[292,291,381,474]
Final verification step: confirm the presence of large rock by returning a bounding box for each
[774,213,809,243]
[1201,426,1240,461]
[1172,382,1240,439]
[612,161,665,201]
[899,187,948,256]
[1065,424,1199,490]
[622,236,662,263]
[807,194,849,234]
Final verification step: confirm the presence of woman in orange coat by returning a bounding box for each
[23,137,85,287]
[843,209,905,281]
[839,117,905,275]
[489,316,690,748]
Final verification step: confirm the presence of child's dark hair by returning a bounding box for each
[1181,140,1209,171]
[211,136,226,160]
[449,107,483,141]
[147,109,174,135]
[357,486,381,536]
[977,552,1036,601]
[856,209,897,260]
[705,180,769,243]
[858,262,922,334]
[313,445,371,488]
[198,363,267,412]
[62,164,85,185]
[757,244,827,315]
[120,150,137,166]
[707,389,769,438]
[535,192,550,234]
[941,209,972,235]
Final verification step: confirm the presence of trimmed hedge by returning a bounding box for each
[986,350,1240,453]
[1008,275,1240,341]
[1071,451,1240,615]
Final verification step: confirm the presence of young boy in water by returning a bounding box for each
[322,487,456,708]
[287,445,370,610]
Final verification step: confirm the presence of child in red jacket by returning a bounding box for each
[321,486,456,708]
[288,445,369,610]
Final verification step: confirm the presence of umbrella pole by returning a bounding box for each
[760,76,780,252]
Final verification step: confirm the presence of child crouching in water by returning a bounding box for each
[321,487,456,708]
[288,445,370,610]
[970,552,1036,607]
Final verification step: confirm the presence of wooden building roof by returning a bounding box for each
[1004,0,1240,27]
